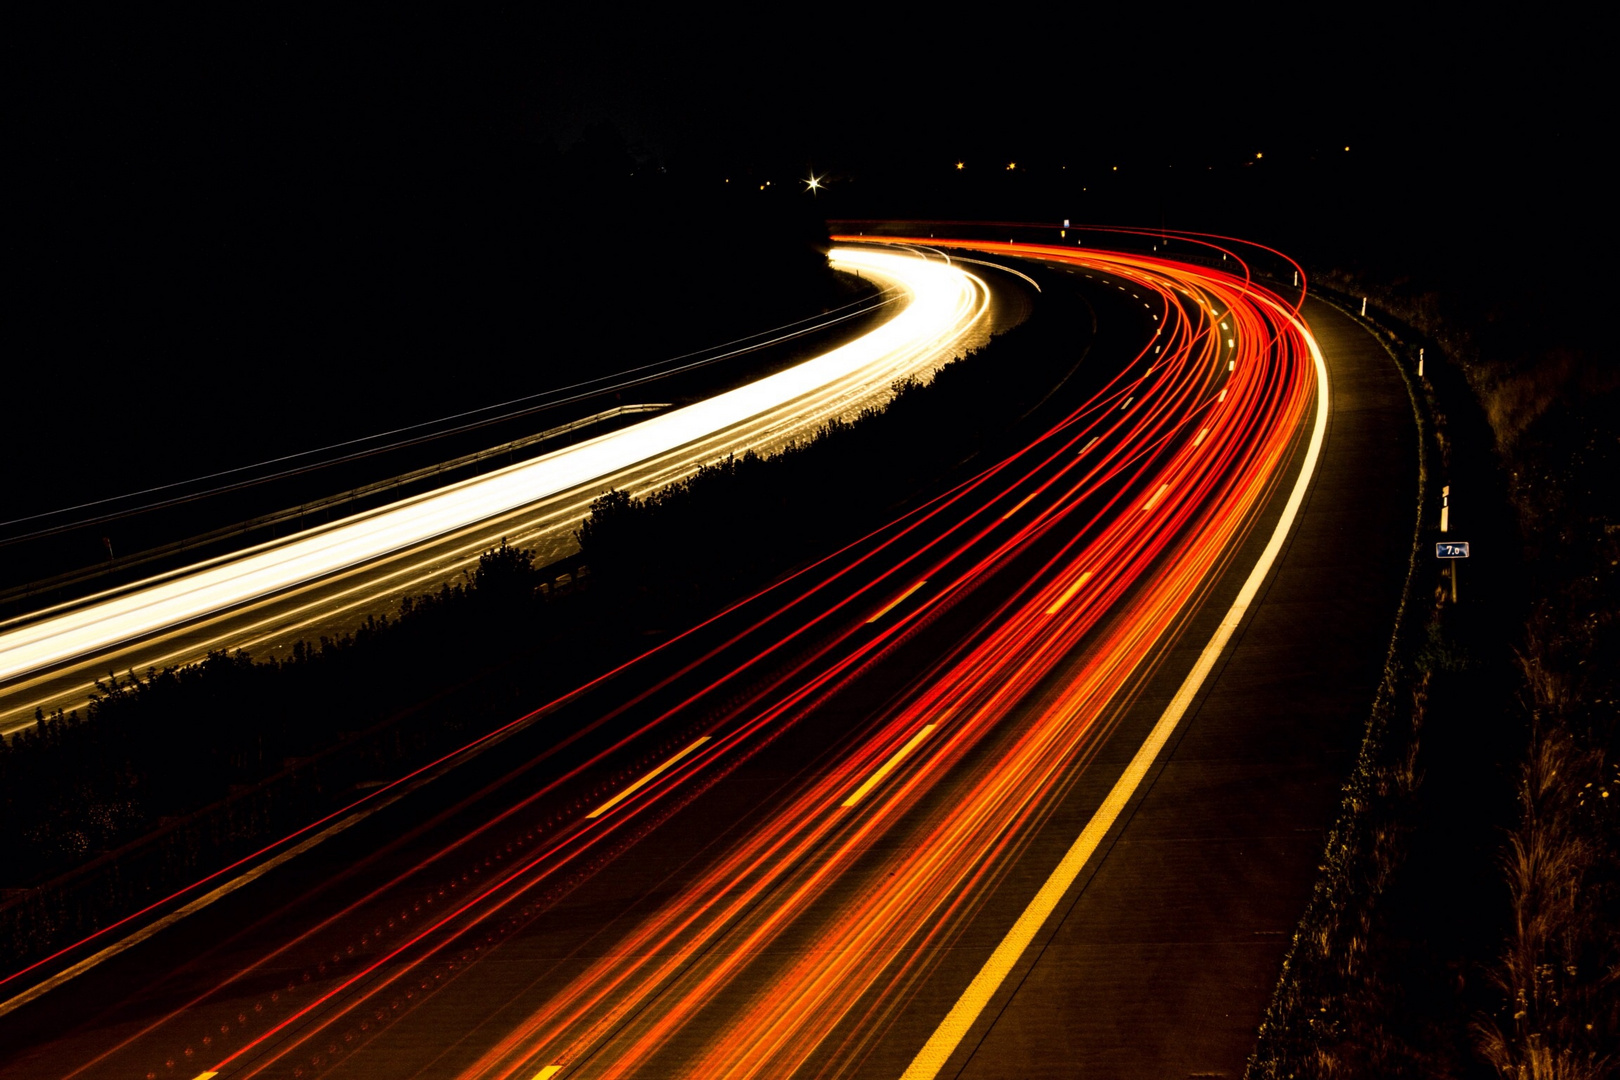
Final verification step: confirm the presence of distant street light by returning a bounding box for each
[804,174,824,195]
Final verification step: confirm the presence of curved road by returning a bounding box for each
[0,235,1413,1080]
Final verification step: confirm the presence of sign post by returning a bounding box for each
[1436,541,1470,601]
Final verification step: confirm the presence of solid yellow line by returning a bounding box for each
[842,724,936,807]
[533,1066,563,1079]
[900,296,1331,1080]
[865,579,928,624]
[1043,571,1093,616]
[192,1073,220,1080]
[586,736,710,819]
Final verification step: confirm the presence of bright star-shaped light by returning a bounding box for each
[804,173,824,194]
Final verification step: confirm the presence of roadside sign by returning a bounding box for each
[1436,541,1470,559]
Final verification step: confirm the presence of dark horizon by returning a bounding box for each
[9,8,1605,508]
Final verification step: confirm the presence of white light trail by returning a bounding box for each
[0,248,986,685]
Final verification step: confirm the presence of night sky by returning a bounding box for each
[8,8,1603,513]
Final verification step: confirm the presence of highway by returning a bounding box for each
[0,246,991,736]
[0,232,1351,1079]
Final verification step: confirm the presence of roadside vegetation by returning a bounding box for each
[1250,272,1617,1078]
[0,275,1087,975]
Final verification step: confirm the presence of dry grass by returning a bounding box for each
[1256,271,1617,1080]
[1474,648,1614,1080]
